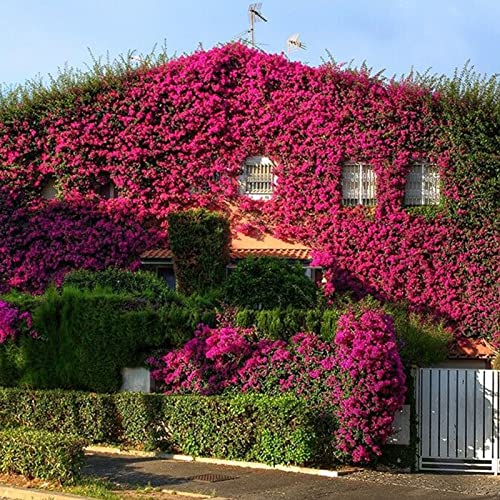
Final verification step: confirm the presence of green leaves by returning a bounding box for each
[224,257,318,310]
[0,427,85,483]
[168,209,230,296]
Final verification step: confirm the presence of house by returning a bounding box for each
[141,228,322,289]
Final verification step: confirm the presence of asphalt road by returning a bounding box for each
[84,453,500,499]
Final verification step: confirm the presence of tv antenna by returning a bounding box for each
[286,33,306,57]
[248,3,267,47]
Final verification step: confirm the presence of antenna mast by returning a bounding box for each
[286,33,307,57]
[248,3,267,47]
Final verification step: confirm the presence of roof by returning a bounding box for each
[448,338,497,360]
[141,231,311,261]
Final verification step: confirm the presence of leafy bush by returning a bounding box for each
[0,388,321,467]
[233,307,340,341]
[0,427,84,483]
[168,209,230,295]
[329,293,451,366]
[149,308,407,464]
[63,267,178,304]
[2,287,166,392]
[224,257,318,310]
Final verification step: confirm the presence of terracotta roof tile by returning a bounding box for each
[141,246,310,261]
[449,338,496,360]
[141,248,172,259]
[141,231,311,261]
[230,247,310,260]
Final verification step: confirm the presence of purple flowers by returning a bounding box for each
[149,308,407,463]
[0,43,495,342]
[0,300,36,343]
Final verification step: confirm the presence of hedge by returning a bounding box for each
[0,427,85,483]
[62,267,180,305]
[168,209,230,295]
[0,388,330,466]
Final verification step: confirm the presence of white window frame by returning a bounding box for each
[404,161,440,206]
[239,156,275,200]
[341,162,377,206]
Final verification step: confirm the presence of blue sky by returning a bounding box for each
[1,0,498,88]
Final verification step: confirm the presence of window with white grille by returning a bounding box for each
[404,162,440,206]
[341,162,377,206]
[240,156,275,199]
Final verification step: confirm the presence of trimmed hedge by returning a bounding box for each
[0,287,165,392]
[0,427,85,483]
[62,267,179,304]
[0,388,329,466]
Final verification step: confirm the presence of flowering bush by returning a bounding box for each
[0,43,496,342]
[332,310,406,463]
[0,189,162,294]
[149,308,406,463]
[0,300,35,343]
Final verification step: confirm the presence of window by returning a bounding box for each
[404,161,440,206]
[341,162,376,206]
[41,178,57,200]
[240,156,275,200]
[97,181,117,199]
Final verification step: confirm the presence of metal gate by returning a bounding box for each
[418,368,500,473]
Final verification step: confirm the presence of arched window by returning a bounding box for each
[239,156,275,200]
[404,161,440,206]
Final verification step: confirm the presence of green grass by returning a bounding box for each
[63,476,121,500]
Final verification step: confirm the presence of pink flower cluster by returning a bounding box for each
[0,187,162,293]
[0,43,496,341]
[149,308,406,463]
[0,300,35,343]
[333,310,406,463]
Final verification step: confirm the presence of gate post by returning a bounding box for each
[411,365,420,472]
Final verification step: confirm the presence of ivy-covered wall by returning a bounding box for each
[0,43,497,342]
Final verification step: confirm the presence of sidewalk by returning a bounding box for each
[83,452,493,499]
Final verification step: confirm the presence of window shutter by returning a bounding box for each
[404,164,424,206]
[423,165,440,205]
[404,162,439,206]
[361,164,376,206]
[342,163,360,206]
[342,162,376,206]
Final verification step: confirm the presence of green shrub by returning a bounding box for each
[333,293,452,366]
[0,388,330,467]
[10,287,165,392]
[0,427,84,483]
[168,209,230,295]
[234,307,340,341]
[390,310,452,366]
[224,257,318,310]
[63,267,178,304]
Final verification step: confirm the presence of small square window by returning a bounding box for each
[240,156,275,200]
[404,162,440,206]
[41,178,57,200]
[341,162,376,206]
[98,181,117,199]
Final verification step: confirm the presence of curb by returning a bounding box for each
[0,484,83,500]
[85,445,357,478]
[0,483,228,500]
